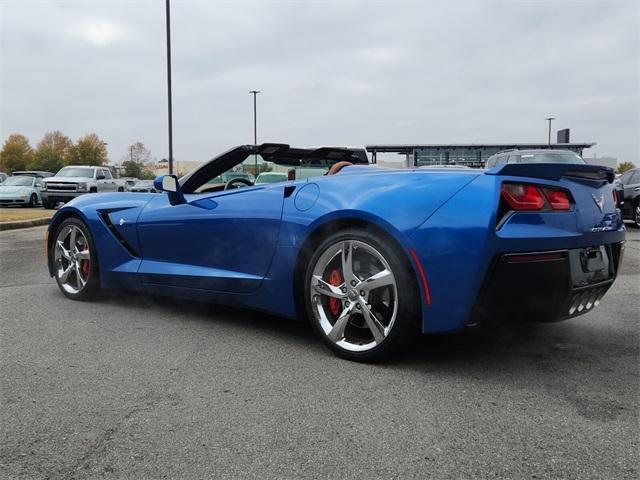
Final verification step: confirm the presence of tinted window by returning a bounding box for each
[102,169,112,179]
[486,156,499,167]
[619,172,633,184]
[519,152,585,164]
[629,171,640,184]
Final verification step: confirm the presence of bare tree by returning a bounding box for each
[125,142,152,165]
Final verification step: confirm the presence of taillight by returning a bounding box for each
[501,182,573,211]
[498,182,574,229]
[501,184,545,210]
[542,188,571,210]
[613,189,619,208]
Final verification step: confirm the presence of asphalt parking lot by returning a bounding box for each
[1,226,638,479]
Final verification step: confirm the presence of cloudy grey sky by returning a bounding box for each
[1,0,638,164]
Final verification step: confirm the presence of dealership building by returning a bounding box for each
[366,142,596,168]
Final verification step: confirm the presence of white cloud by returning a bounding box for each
[77,20,124,47]
[0,1,638,163]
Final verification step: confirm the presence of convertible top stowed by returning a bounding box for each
[256,143,369,166]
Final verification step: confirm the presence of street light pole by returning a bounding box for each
[250,90,260,174]
[165,0,174,175]
[545,117,555,145]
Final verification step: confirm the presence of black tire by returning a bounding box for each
[26,193,37,207]
[43,200,55,209]
[50,217,100,301]
[304,228,420,362]
[117,187,124,192]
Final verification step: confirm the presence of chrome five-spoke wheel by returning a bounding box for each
[54,224,92,294]
[309,239,399,353]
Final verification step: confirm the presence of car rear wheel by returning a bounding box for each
[633,200,640,228]
[51,218,100,300]
[304,229,420,362]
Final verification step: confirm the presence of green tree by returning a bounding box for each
[0,134,33,172]
[139,168,156,180]
[122,160,143,178]
[617,161,636,174]
[122,160,155,180]
[29,131,72,173]
[66,133,108,165]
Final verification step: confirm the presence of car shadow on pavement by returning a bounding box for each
[100,289,318,343]
[97,289,619,370]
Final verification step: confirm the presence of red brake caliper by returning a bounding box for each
[328,269,343,316]
[80,249,90,277]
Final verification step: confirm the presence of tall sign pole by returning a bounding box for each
[545,117,555,146]
[250,90,260,174]
[166,0,174,175]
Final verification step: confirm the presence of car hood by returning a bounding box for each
[44,176,92,183]
[0,185,31,194]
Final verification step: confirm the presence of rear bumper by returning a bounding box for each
[469,242,624,326]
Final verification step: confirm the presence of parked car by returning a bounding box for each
[119,177,140,191]
[12,170,54,178]
[0,175,45,207]
[45,143,625,362]
[41,166,119,209]
[0,172,7,183]
[618,167,640,227]
[255,172,288,185]
[129,180,157,193]
[486,149,586,168]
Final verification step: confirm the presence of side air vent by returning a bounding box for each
[100,212,140,257]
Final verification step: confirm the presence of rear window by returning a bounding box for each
[517,152,585,164]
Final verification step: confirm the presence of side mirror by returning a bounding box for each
[154,175,185,205]
[96,174,106,180]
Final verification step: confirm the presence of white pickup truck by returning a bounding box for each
[41,165,121,209]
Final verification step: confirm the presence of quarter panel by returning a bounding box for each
[279,170,480,248]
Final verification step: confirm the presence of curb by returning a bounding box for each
[0,217,51,231]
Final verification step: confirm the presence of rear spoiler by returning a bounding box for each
[486,163,615,184]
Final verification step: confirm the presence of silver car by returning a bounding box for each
[0,175,44,207]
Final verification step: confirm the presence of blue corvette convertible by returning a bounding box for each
[46,144,625,361]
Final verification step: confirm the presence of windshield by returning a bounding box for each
[255,173,288,184]
[2,176,33,186]
[518,152,585,164]
[56,167,95,178]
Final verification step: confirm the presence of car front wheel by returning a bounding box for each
[26,193,37,207]
[50,218,100,300]
[304,229,420,362]
[633,200,640,228]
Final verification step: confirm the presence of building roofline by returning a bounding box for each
[366,142,596,152]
